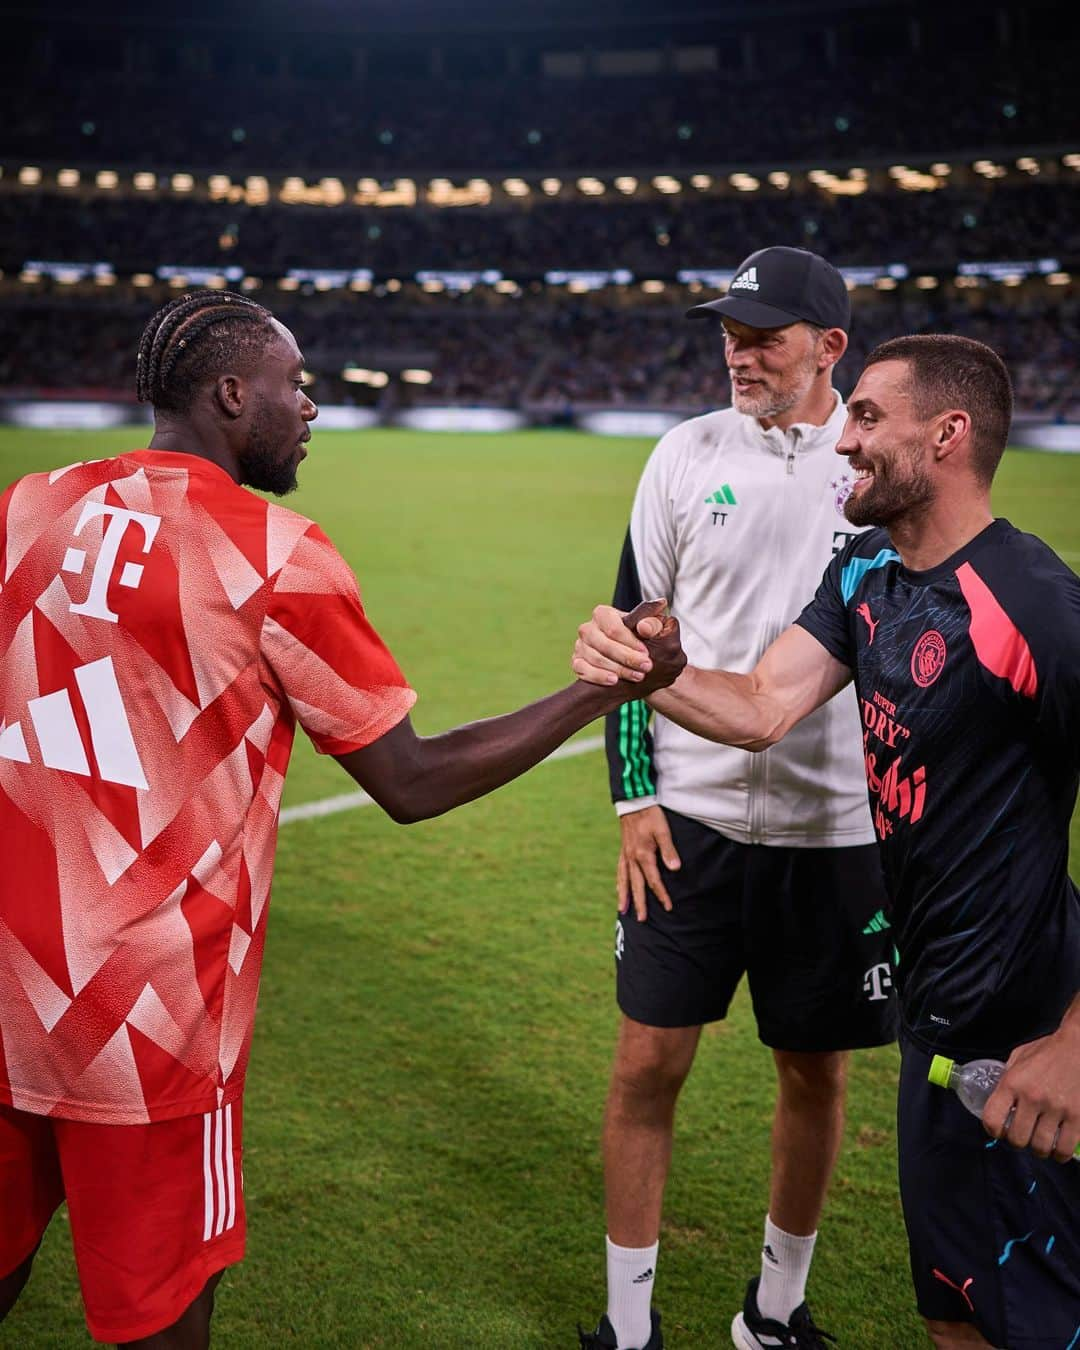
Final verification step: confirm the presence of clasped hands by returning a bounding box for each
[573,599,685,695]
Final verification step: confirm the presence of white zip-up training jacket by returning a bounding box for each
[604,394,876,847]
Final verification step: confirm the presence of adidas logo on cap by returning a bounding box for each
[730,266,760,292]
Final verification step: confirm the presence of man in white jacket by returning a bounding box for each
[580,248,897,1350]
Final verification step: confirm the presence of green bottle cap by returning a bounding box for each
[928,1054,955,1089]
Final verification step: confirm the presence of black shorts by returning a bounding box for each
[898,1035,1080,1346]
[614,808,898,1051]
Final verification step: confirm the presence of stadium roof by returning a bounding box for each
[0,0,1031,38]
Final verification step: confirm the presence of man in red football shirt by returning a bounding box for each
[0,290,684,1348]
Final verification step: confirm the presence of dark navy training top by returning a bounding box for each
[796,518,1080,1058]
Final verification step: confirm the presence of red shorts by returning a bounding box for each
[0,1099,246,1343]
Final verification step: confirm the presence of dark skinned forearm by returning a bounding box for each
[334,680,627,824]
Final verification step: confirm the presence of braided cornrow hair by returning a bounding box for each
[135,290,276,413]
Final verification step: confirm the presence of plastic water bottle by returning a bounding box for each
[928,1055,1079,1159]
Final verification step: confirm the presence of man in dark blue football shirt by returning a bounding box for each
[573,334,1080,1350]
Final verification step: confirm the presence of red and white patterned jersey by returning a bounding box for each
[0,450,415,1124]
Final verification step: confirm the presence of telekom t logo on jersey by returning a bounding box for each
[63,503,161,623]
[0,500,159,785]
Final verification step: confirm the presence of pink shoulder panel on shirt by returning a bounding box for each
[955,560,1037,698]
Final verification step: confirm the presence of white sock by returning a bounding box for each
[605,1235,658,1349]
[757,1215,817,1325]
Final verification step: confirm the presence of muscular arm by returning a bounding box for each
[335,684,622,824]
[573,609,851,752]
[336,603,685,824]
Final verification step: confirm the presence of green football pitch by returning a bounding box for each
[0,428,1077,1348]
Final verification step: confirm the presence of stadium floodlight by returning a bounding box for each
[653,175,682,193]
[954,275,981,288]
[285,268,350,289]
[690,174,712,190]
[422,279,445,292]
[171,173,195,192]
[19,267,41,283]
[132,273,154,287]
[319,178,346,205]
[277,276,300,290]
[641,280,665,293]
[355,178,416,207]
[874,277,898,290]
[930,163,951,176]
[241,276,262,291]
[615,176,638,193]
[342,367,372,383]
[1063,154,1080,169]
[57,168,80,188]
[958,258,1058,280]
[767,171,791,189]
[729,174,760,192]
[541,178,562,195]
[568,278,592,293]
[368,372,389,388]
[95,271,117,286]
[133,172,156,191]
[168,275,187,288]
[811,169,867,196]
[495,279,519,294]
[895,169,941,192]
[914,276,938,289]
[887,165,909,178]
[386,279,402,291]
[1002,274,1023,287]
[280,176,307,203]
[577,177,605,195]
[208,175,232,199]
[402,369,433,384]
[426,178,490,207]
[96,169,119,190]
[503,178,530,196]
[677,268,738,288]
[349,276,372,292]
[244,176,270,204]
[18,166,42,186]
[1048,272,1071,285]
[1016,157,1040,173]
[301,370,315,385]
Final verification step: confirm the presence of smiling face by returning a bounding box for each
[838,359,937,528]
[722,317,826,421]
[235,319,317,496]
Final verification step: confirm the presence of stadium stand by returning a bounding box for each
[1,0,1078,427]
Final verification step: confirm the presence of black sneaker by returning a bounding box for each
[730,1277,836,1348]
[578,1309,664,1349]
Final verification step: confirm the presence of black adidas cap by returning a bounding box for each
[687,246,850,332]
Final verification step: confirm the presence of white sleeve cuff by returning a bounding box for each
[614,795,659,816]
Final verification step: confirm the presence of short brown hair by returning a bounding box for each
[862,334,1013,484]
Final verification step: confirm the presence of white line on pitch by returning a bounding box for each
[279,734,606,826]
